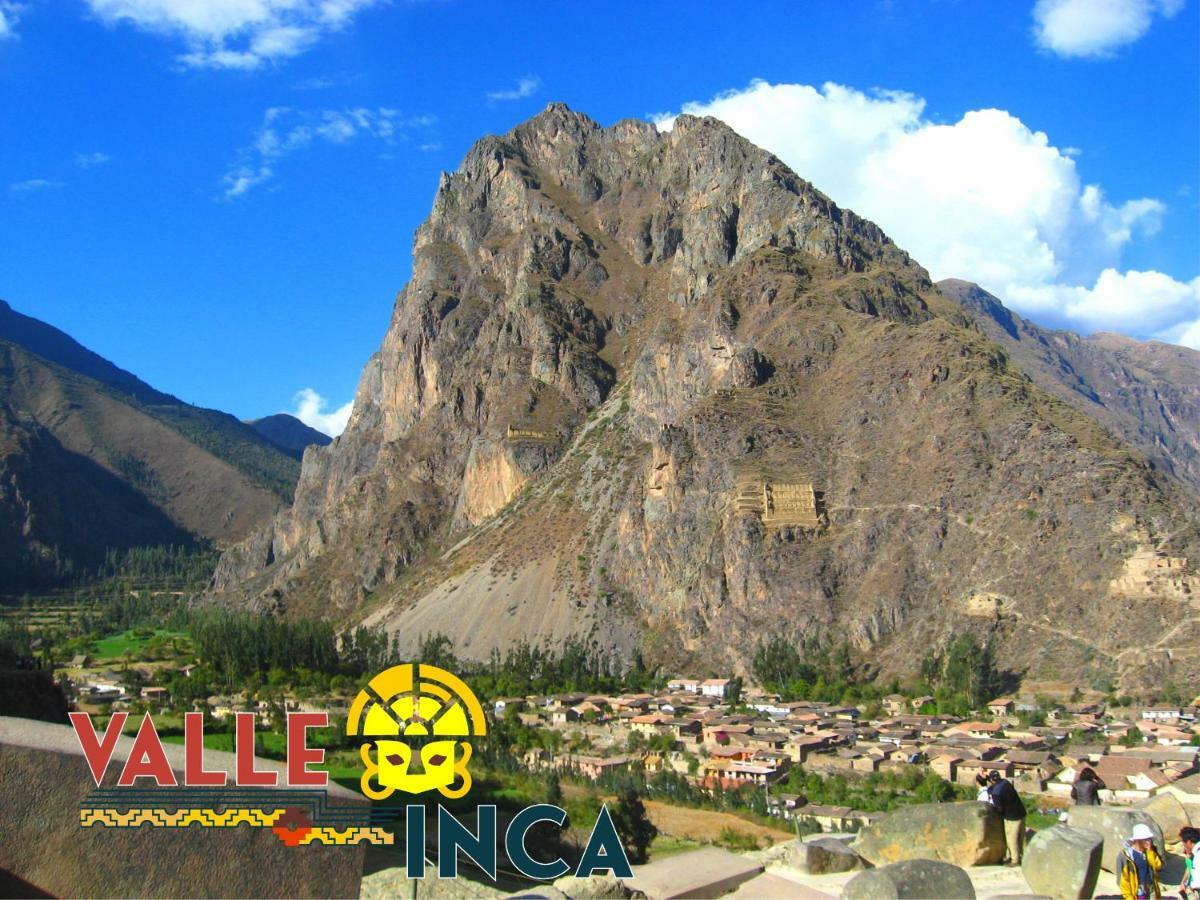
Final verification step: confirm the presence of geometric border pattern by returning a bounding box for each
[79,808,394,845]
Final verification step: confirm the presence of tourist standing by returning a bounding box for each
[987,770,1027,865]
[975,772,991,803]
[1116,823,1163,899]
[1071,766,1106,805]
[1179,827,1200,899]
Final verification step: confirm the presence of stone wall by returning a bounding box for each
[0,716,367,898]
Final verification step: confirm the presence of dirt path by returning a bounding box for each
[643,800,795,846]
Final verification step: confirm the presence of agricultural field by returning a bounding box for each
[90,627,190,663]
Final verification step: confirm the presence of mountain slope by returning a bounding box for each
[939,278,1200,497]
[0,307,301,589]
[210,105,1200,692]
[0,401,191,584]
[246,414,332,460]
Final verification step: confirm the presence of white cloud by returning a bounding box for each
[1033,0,1185,58]
[1009,270,1200,340]
[1177,318,1200,349]
[83,0,383,69]
[290,387,352,436]
[654,80,1198,348]
[75,151,111,168]
[10,178,63,192]
[0,2,22,40]
[487,75,540,102]
[223,105,434,197]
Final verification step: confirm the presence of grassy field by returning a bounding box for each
[91,627,189,661]
[643,799,795,848]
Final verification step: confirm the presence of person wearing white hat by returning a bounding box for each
[1117,822,1163,899]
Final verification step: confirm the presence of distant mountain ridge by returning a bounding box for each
[246,414,332,460]
[0,300,178,406]
[939,278,1200,497]
[0,300,300,589]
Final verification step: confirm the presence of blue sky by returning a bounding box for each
[1,0,1196,434]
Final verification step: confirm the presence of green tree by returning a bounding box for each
[1120,726,1144,747]
[545,771,563,808]
[752,638,816,694]
[610,788,658,864]
[921,634,1002,710]
[726,676,744,706]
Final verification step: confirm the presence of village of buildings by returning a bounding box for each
[62,655,1200,831]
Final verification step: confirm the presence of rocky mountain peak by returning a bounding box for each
[210,107,1200,694]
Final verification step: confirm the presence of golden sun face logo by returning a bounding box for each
[347,663,487,800]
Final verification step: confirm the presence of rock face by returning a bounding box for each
[209,104,1200,690]
[787,836,864,874]
[1066,806,1164,873]
[853,802,1005,868]
[1021,825,1103,899]
[841,859,975,900]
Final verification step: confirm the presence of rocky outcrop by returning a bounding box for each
[551,873,638,898]
[209,104,1200,690]
[853,802,1005,868]
[1020,826,1103,899]
[1066,806,1163,873]
[841,859,975,900]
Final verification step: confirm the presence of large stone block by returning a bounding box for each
[1137,791,1191,848]
[853,801,1005,867]
[1066,806,1163,873]
[786,836,864,874]
[621,847,762,899]
[1020,825,1103,899]
[841,859,976,899]
[0,716,366,898]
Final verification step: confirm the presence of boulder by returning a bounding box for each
[1137,792,1191,849]
[1020,826,1103,899]
[552,874,634,899]
[786,836,863,874]
[1066,806,1163,873]
[853,802,1005,867]
[841,859,975,899]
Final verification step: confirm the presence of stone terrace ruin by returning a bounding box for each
[733,467,825,531]
[505,424,559,443]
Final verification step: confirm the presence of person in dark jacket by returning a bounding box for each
[1071,766,1107,806]
[988,770,1028,864]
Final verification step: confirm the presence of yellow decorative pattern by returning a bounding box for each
[78,809,393,844]
[81,808,285,827]
[295,827,394,845]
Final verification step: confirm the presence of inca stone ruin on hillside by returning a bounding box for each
[505,425,559,443]
[732,467,826,531]
[1109,516,1198,603]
